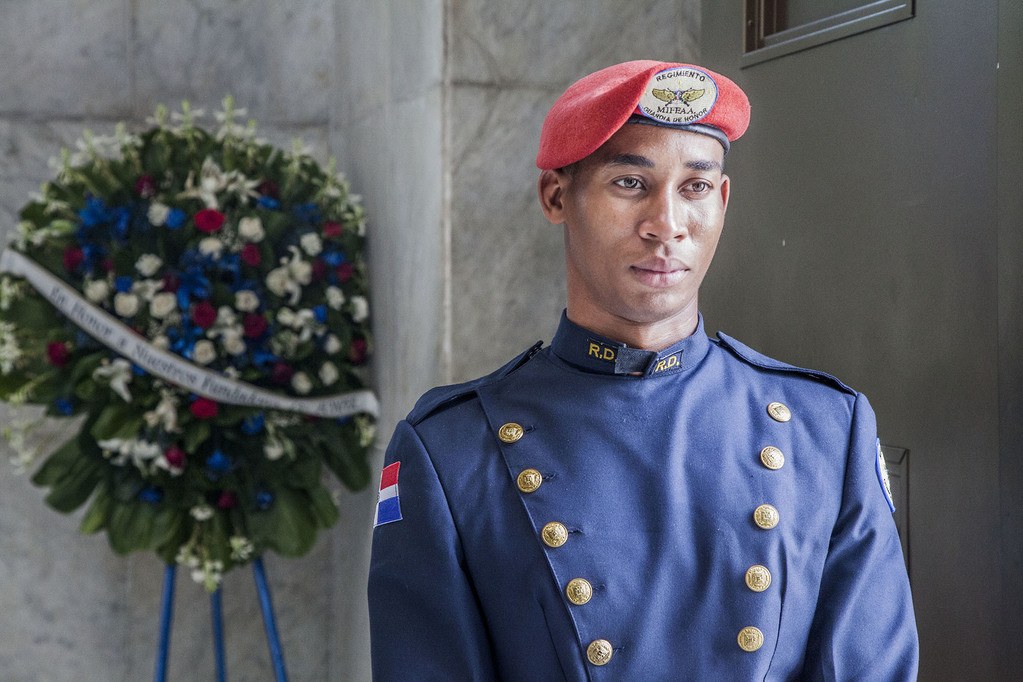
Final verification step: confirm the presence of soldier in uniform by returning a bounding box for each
[368,60,918,680]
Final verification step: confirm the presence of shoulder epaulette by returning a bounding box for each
[715,332,855,395]
[407,341,544,426]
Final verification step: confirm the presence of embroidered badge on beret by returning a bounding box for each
[637,67,719,126]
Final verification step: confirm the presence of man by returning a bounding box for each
[369,60,918,680]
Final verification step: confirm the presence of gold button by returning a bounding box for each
[753,504,780,529]
[759,446,785,470]
[565,578,593,605]
[517,468,543,493]
[737,626,765,652]
[498,422,524,443]
[541,521,568,548]
[745,565,772,592]
[586,639,613,666]
[767,402,791,422]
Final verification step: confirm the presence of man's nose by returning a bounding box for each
[639,190,687,241]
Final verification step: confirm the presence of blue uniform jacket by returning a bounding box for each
[369,314,918,680]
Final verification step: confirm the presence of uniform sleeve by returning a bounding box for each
[368,419,497,681]
[802,392,919,680]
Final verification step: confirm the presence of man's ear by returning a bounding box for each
[719,174,731,214]
[537,169,568,225]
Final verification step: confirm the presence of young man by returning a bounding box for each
[369,60,918,680]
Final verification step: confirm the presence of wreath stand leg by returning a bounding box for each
[152,559,289,681]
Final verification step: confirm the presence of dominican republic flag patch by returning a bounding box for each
[374,461,402,527]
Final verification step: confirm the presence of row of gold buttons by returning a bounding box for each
[737,401,791,652]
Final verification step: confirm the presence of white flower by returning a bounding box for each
[192,340,216,365]
[221,330,246,356]
[291,372,312,395]
[143,389,180,433]
[234,290,259,312]
[215,306,238,327]
[264,440,285,461]
[190,504,214,521]
[131,279,162,301]
[84,279,111,303]
[135,254,163,277]
[319,361,339,386]
[288,258,312,285]
[229,536,255,561]
[148,202,170,226]
[114,292,139,317]
[356,415,376,447]
[238,216,265,242]
[152,335,170,350]
[324,334,341,354]
[276,307,296,326]
[198,237,224,258]
[150,292,177,319]
[265,266,291,297]
[350,295,369,322]
[0,277,22,311]
[0,322,22,374]
[92,358,133,402]
[300,233,323,256]
[326,286,346,310]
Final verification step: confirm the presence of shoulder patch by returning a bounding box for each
[715,332,855,395]
[407,341,543,426]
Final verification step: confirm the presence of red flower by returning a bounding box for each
[101,257,115,273]
[191,301,217,328]
[164,446,186,468]
[134,175,156,198]
[194,209,226,233]
[62,247,84,271]
[240,243,262,267]
[323,221,343,238]
[190,397,219,420]
[336,262,354,283]
[161,272,180,292]
[46,342,71,367]
[311,258,327,282]
[243,313,268,339]
[270,362,294,385]
[348,337,368,365]
[216,490,238,509]
[257,180,279,199]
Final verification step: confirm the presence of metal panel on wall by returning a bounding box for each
[701,1,1015,678]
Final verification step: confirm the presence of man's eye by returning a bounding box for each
[614,177,643,189]
[688,180,711,193]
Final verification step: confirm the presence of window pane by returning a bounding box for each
[780,0,874,33]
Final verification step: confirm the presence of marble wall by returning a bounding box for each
[0,0,699,678]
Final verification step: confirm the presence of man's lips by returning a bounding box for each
[630,259,688,287]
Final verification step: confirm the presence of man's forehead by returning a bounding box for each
[587,125,725,171]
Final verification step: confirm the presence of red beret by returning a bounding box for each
[536,60,751,170]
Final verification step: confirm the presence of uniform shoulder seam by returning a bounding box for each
[407,341,543,426]
[715,331,856,395]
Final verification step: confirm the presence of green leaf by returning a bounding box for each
[30,438,81,486]
[249,487,317,557]
[183,420,212,452]
[79,483,112,534]
[89,404,141,441]
[107,501,156,554]
[0,371,33,398]
[44,457,102,513]
[308,484,340,527]
[323,443,371,491]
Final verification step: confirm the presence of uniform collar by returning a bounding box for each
[550,311,711,378]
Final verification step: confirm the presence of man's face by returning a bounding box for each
[539,123,730,339]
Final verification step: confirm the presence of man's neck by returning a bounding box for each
[565,306,700,352]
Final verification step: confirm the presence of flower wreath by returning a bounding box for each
[0,100,377,589]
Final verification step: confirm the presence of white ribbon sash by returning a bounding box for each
[0,248,378,419]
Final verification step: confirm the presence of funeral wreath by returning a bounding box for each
[0,100,377,589]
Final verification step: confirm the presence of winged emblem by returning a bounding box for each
[651,87,706,105]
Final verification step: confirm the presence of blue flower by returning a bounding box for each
[257,196,280,210]
[131,363,146,376]
[292,203,320,223]
[115,275,134,293]
[255,490,274,510]
[79,197,110,228]
[241,413,265,435]
[206,449,232,479]
[54,397,74,416]
[112,206,131,240]
[165,208,187,229]
[138,486,164,504]
[313,305,327,323]
[322,249,346,267]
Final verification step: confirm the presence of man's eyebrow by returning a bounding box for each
[599,153,722,172]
